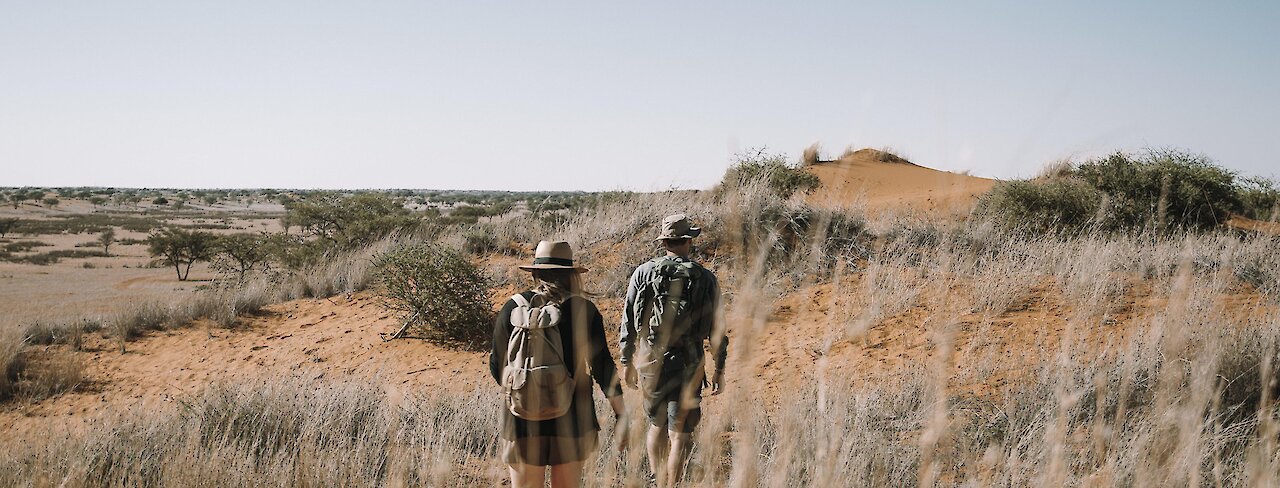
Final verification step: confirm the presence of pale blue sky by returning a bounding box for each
[2,1,1276,191]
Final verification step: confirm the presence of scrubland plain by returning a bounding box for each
[1,150,1278,487]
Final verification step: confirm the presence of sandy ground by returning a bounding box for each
[804,149,996,217]
[6,270,1271,436]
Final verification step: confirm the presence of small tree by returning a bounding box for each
[284,193,420,248]
[203,194,220,206]
[89,196,107,209]
[374,243,493,349]
[42,197,59,208]
[147,228,216,280]
[212,233,275,282]
[98,228,116,256]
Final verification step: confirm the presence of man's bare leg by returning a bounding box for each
[647,425,670,486]
[668,431,693,486]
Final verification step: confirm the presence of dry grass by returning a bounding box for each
[802,143,823,166]
[3,183,1280,486]
[0,326,84,402]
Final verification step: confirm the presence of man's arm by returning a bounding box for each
[705,272,727,393]
[619,265,642,366]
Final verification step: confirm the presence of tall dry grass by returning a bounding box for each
[3,180,1280,486]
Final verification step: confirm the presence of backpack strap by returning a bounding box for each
[510,292,562,330]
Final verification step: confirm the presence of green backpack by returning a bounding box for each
[631,256,701,378]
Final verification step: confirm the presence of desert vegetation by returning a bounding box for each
[1,149,1279,486]
[976,148,1280,233]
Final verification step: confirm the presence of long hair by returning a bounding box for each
[530,268,583,304]
[530,268,593,373]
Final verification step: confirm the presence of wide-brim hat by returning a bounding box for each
[655,213,702,241]
[518,240,589,272]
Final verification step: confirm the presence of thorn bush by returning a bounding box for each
[374,243,493,350]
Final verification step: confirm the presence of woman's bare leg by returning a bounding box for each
[549,460,586,488]
[508,463,544,488]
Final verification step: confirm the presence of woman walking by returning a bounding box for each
[490,240,626,488]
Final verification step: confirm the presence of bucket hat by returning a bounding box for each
[655,214,702,241]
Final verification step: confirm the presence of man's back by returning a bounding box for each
[620,255,724,375]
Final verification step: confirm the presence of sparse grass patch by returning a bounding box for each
[3,240,52,252]
[6,249,109,265]
[0,327,24,401]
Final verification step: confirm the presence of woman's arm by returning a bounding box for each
[489,298,518,385]
[586,302,624,400]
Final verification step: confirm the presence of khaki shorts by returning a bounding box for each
[500,433,598,466]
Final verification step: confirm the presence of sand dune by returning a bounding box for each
[804,148,996,215]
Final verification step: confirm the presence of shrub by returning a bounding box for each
[1238,176,1280,221]
[720,148,821,199]
[0,218,17,237]
[978,149,1254,233]
[152,197,169,205]
[1074,149,1240,230]
[975,178,1104,234]
[373,243,493,350]
[461,225,501,255]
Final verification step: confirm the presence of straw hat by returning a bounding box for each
[655,213,702,241]
[518,241,589,272]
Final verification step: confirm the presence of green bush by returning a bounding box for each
[975,178,1103,234]
[720,148,821,199]
[461,226,499,255]
[1238,176,1280,221]
[977,149,1265,233]
[373,244,493,350]
[1074,149,1239,230]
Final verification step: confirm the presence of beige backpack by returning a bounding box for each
[502,293,575,420]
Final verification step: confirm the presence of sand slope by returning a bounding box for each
[804,149,996,215]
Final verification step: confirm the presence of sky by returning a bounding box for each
[1,1,1277,191]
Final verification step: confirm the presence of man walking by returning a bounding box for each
[620,214,728,487]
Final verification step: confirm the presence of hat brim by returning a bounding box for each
[655,227,702,241]
[518,264,589,273]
